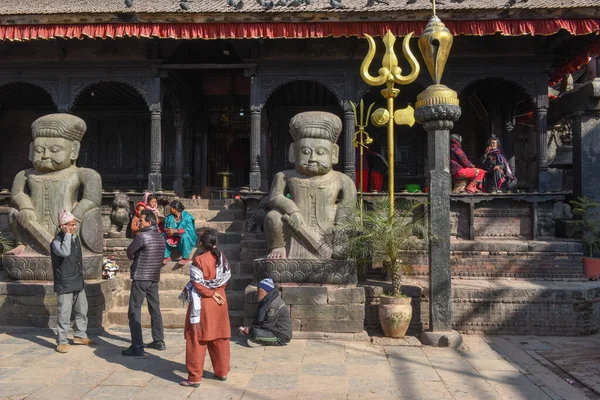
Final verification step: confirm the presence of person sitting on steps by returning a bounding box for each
[163,200,198,264]
[450,133,484,194]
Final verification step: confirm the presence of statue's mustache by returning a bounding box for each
[301,161,328,168]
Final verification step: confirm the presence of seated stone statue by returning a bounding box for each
[265,111,357,260]
[5,113,103,280]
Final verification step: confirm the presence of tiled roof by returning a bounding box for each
[0,0,597,15]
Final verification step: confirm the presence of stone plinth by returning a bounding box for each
[244,284,366,333]
[403,277,600,335]
[0,278,119,333]
[3,253,103,281]
[253,258,358,285]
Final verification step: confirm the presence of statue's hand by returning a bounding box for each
[16,209,36,226]
[287,212,304,231]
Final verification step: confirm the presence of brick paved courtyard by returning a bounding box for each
[0,328,598,399]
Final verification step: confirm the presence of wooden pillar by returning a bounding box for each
[173,112,184,197]
[535,74,551,192]
[148,103,162,192]
[260,113,269,192]
[192,126,202,195]
[201,132,208,188]
[250,105,262,191]
[343,102,356,182]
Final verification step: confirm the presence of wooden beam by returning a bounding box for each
[158,63,256,70]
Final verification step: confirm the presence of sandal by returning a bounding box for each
[179,380,201,388]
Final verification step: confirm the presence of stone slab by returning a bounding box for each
[280,286,328,305]
[327,287,365,304]
[299,319,364,333]
[291,304,365,320]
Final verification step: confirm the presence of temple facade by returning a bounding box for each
[0,0,597,197]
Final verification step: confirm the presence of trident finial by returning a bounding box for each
[360,31,420,89]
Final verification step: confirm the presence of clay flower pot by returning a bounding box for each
[583,257,600,280]
[378,296,412,338]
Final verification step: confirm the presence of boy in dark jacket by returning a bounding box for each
[51,210,96,354]
[122,210,167,356]
[240,278,292,347]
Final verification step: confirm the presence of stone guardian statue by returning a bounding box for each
[4,113,103,280]
[264,111,357,260]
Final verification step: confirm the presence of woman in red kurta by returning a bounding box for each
[180,230,231,387]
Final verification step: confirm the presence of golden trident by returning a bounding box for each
[360,30,420,216]
[350,99,375,223]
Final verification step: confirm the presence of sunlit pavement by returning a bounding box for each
[0,328,598,399]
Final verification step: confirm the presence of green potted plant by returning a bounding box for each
[340,196,428,337]
[569,196,600,280]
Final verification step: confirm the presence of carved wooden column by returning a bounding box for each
[250,105,262,191]
[148,104,162,192]
[57,77,70,112]
[343,102,356,182]
[192,126,202,195]
[260,111,270,191]
[535,74,551,192]
[201,132,208,188]
[173,112,184,197]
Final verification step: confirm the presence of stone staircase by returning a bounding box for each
[105,198,256,330]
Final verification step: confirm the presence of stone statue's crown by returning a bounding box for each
[31,113,87,142]
[289,111,342,143]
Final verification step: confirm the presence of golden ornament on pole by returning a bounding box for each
[415,0,460,110]
[350,99,375,223]
[360,30,420,216]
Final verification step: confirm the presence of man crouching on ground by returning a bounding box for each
[51,210,97,353]
[240,278,292,347]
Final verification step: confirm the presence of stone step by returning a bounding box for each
[114,289,245,310]
[179,198,243,210]
[106,306,244,329]
[120,273,254,292]
[195,220,246,232]
[188,208,245,222]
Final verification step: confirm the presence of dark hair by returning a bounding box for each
[170,200,185,212]
[141,209,157,226]
[146,194,157,203]
[200,229,220,263]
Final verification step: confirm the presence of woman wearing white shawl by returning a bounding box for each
[179,230,231,387]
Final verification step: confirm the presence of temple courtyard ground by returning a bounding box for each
[0,328,599,400]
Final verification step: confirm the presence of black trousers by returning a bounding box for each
[128,280,164,348]
[250,327,285,346]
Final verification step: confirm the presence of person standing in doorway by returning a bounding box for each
[179,230,231,387]
[122,210,166,356]
[51,210,97,354]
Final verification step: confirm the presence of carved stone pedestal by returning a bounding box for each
[0,278,118,332]
[247,259,365,333]
[3,252,103,281]
[253,258,358,285]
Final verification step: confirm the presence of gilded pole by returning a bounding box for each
[360,31,420,216]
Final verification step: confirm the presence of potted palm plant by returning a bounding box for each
[569,196,600,280]
[340,196,427,337]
